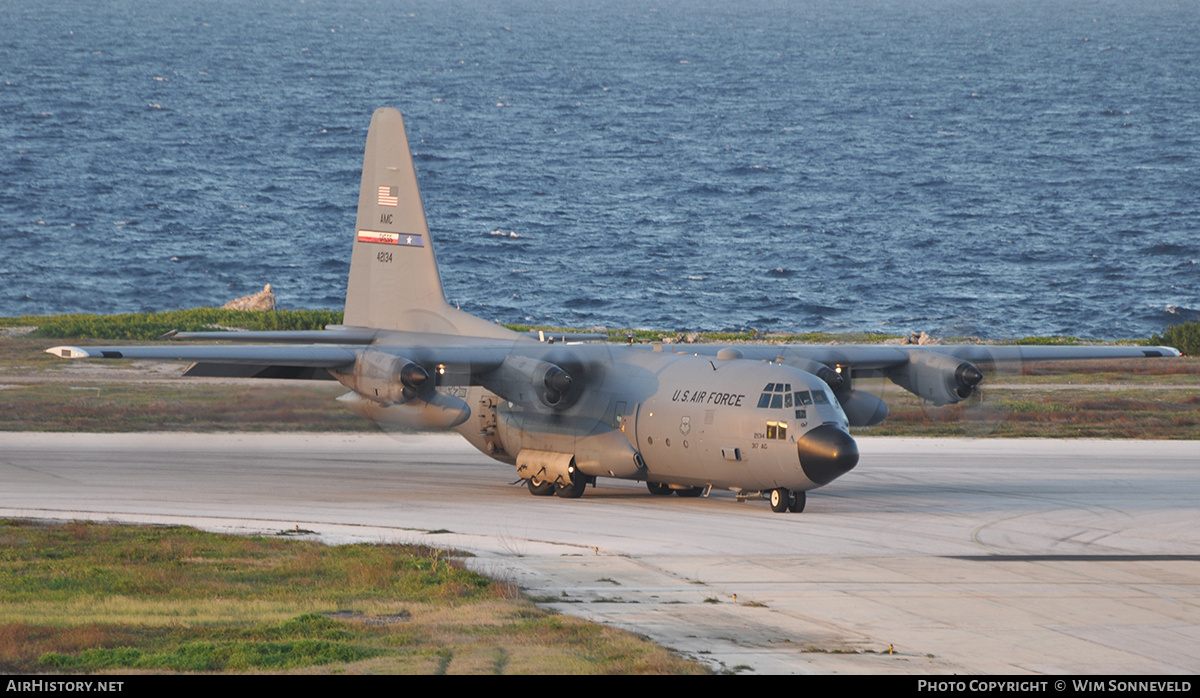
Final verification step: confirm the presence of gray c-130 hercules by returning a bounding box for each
[49,108,1181,513]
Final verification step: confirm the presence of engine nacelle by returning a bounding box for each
[776,355,885,424]
[838,389,890,426]
[885,350,984,406]
[336,349,430,405]
[777,357,845,392]
[478,355,580,410]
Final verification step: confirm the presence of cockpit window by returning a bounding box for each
[759,383,798,409]
[795,391,813,406]
[812,389,830,405]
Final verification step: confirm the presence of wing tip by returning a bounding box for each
[45,346,91,359]
[1141,346,1183,358]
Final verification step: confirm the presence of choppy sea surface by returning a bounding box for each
[2,0,1197,339]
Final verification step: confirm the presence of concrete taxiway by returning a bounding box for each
[1,432,1197,674]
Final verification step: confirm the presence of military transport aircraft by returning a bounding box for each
[48,108,1181,513]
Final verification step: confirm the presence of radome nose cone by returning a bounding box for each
[798,424,859,486]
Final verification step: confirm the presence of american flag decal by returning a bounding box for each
[377,185,399,207]
[357,230,400,245]
[356,230,425,247]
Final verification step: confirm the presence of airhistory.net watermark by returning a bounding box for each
[6,682,123,693]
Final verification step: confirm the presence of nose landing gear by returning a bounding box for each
[769,487,806,513]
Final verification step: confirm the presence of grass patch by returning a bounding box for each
[856,385,1200,439]
[0,380,372,432]
[0,520,705,674]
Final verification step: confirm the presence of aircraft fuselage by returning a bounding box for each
[439,345,859,496]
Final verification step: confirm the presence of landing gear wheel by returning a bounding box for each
[770,488,790,513]
[788,490,806,513]
[647,481,673,496]
[555,476,587,499]
[527,477,555,497]
[676,486,704,498]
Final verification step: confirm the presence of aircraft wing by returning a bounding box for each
[48,338,1179,374]
[692,342,1180,371]
[46,344,362,367]
[44,340,518,382]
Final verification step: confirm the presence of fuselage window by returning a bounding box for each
[766,420,789,440]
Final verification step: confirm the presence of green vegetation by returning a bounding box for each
[6,313,900,345]
[469,324,901,344]
[1012,336,1082,345]
[0,309,344,341]
[2,309,1182,349]
[0,520,705,674]
[1150,319,1200,357]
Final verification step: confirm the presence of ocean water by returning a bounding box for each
[1,0,1197,339]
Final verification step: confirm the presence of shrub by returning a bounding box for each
[1149,320,1200,357]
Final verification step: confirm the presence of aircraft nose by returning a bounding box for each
[797,424,859,486]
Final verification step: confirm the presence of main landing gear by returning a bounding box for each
[527,476,555,497]
[646,482,704,497]
[526,475,589,499]
[555,476,587,499]
[769,488,806,513]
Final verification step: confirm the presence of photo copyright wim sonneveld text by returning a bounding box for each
[918,681,1193,693]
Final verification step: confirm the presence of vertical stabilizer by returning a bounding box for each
[344,108,514,338]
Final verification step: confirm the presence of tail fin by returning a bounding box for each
[343,108,514,338]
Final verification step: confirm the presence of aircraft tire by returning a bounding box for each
[788,490,806,513]
[555,477,586,499]
[770,488,790,513]
[527,477,556,497]
[675,487,704,498]
[647,481,673,496]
